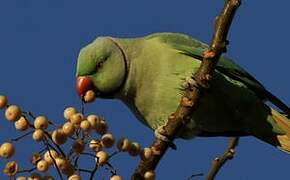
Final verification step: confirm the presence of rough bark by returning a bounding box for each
[132,0,241,179]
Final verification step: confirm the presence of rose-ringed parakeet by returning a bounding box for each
[76,32,290,153]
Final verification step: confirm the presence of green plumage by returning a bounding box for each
[76,32,290,152]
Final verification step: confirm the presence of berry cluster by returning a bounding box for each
[0,95,155,180]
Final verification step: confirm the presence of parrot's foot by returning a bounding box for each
[182,76,209,89]
[182,77,200,89]
[154,126,177,150]
[154,126,169,141]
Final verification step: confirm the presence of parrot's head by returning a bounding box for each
[76,37,127,100]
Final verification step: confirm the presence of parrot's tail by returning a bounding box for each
[259,108,290,153]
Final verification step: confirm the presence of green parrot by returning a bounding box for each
[75,32,290,153]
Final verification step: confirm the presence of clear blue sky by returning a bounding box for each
[0,0,290,179]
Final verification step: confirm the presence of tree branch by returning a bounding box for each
[131,0,241,179]
[206,137,239,180]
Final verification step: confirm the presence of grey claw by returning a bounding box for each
[184,77,200,89]
[154,126,169,142]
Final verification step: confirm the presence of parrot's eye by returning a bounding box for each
[96,62,103,70]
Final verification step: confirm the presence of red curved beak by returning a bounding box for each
[76,76,94,97]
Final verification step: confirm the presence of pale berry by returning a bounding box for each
[32,129,44,142]
[14,117,29,131]
[52,129,67,145]
[16,176,26,180]
[95,151,109,166]
[89,139,103,152]
[87,114,100,129]
[70,113,83,125]
[3,161,18,176]
[36,160,49,172]
[80,120,91,132]
[117,138,130,152]
[64,107,77,120]
[44,150,59,165]
[55,158,69,171]
[0,142,15,158]
[43,176,54,180]
[83,90,96,103]
[110,175,123,180]
[62,122,75,136]
[5,105,21,122]
[144,171,155,180]
[63,164,74,176]
[68,174,81,180]
[95,119,108,135]
[34,116,48,129]
[72,139,85,154]
[140,147,153,161]
[128,142,141,157]
[30,153,41,165]
[101,133,115,148]
[0,95,8,109]
[28,172,42,180]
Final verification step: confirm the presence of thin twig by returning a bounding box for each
[89,163,99,180]
[109,151,119,159]
[74,155,80,168]
[206,137,239,180]
[68,135,77,141]
[46,142,60,155]
[21,115,34,128]
[79,168,93,173]
[43,138,64,180]
[22,111,36,119]
[38,147,46,154]
[187,173,204,180]
[105,162,117,175]
[17,167,36,174]
[132,0,241,179]
[73,155,82,175]
[10,130,33,142]
[44,131,66,157]
[81,100,85,115]
[48,120,59,128]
